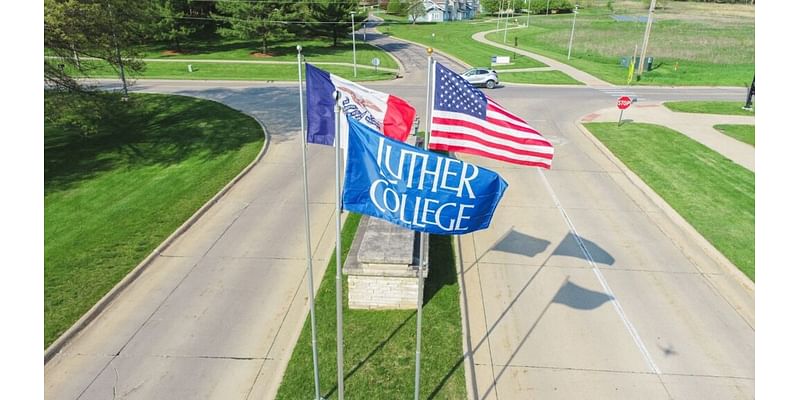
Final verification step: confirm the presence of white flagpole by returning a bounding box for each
[296,45,323,400]
[414,48,435,400]
[334,90,345,400]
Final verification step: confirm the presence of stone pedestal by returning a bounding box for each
[343,217,427,310]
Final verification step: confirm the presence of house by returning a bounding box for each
[412,0,478,22]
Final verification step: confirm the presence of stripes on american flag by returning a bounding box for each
[429,62,554,169]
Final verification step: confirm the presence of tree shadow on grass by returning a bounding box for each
[44,88,292,195]
[148,38,372,59]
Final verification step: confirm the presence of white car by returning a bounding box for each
[461,68,500,89]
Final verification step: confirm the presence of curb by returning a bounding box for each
[44,96,272,364]
[362,25,407,78]
[574,119,755,293]
[454,235,479,400]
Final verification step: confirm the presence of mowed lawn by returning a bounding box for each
[55,38,399,82]
[45,91,265,347]
[583,122,754,280]
[714,124,755,146]
[489,2,754,86]
[67,59,396,82]
[276,214,466,399]
[139,38,399,70]
[663,100,755,116]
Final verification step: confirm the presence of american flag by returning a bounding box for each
[429,62,554,168]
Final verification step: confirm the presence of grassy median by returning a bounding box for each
[583,122,754,280]
[714,124,755,146]
[276,213,466,399]
[663,101,755,116]
[44,91,265,347]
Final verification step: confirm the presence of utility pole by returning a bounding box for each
[496,0,503,31]
[504,0,514,43]
[637,0,657,79]
[351,11,357,77]
[567,4,578,60]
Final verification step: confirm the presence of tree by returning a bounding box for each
[307,0,363,47]
[213,1,299,55]
[408,1,427,24]
[387,0,404,15]
[153,0,197,52]
[44,0,158,95]
[481,0,502,15]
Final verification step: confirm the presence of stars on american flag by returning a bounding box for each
[434,63,487,119]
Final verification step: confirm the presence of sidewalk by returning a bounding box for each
[581,102,755,171]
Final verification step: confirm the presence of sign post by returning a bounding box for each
[617,95,632,126]
[371,57,380,72]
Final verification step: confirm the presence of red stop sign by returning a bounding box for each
[617,96,632,110]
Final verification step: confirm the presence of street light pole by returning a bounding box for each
[526,0,531,27]
[567,5,578,60]
[637,0,657,78]
[351,11,357,77]
[496,0,504,32]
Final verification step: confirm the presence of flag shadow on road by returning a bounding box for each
[552,232,616,267]
[478,277,614,399]
[492,228,551,258]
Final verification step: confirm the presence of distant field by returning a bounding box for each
[486,1,754,86]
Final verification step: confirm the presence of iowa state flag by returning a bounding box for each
[305,63,416,146]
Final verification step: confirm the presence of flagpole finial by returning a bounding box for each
[426,47,433,55]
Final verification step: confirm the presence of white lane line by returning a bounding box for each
[538,168,662,375]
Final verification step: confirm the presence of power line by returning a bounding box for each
[175,15,415,25]
[190,0,379,4]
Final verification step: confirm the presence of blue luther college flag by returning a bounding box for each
[305,63,417,146]
[342,117,508,235]
[429,62,554,168]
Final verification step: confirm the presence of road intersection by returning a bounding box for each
[45,24,754,400]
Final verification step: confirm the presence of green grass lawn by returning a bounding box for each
[663,100,755,116]
[583,122,754,280]
[67,59,396,82]
[498,70,582,85]
[139,38,399,70]
[714,124,755,146]
[486,3,754,86]
[276,214,466,399]
[44,91,265,347]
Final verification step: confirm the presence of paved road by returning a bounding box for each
[44,81,342,399]
[45,23,754,400]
